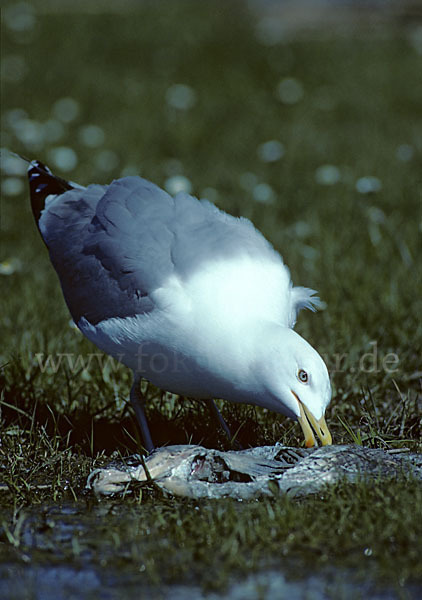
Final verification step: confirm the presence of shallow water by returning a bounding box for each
[1,561,417,600]
[0,503,418,600]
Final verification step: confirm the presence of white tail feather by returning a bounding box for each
[290,286,322,327]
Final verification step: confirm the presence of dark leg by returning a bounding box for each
[205,399,243,449]
[130,375,154,453]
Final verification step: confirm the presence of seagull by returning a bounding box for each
[27,160,332,452]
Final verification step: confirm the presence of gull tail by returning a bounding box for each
[27,160,75,225]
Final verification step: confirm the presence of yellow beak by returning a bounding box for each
[293,391,332,448]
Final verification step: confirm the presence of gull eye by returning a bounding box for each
[298,369,309,383]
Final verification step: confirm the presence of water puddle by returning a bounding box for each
[0,502,418,599]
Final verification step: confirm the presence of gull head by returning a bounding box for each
[258,325,332,447]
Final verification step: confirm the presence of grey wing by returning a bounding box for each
[40,175,282,326]
[169,193,281,278]
[39,177,175,325]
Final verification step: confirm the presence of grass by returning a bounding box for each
[1,479,422,594]
[1,0,421,596]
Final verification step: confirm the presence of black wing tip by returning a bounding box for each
[28,159,53,180]
[28,159,74,224]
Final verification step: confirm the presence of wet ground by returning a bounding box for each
[1,502,420,600]
[2,562,418,600]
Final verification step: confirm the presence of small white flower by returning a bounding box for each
[292,221,312,239]
[166,84,196,110]
[396,144,414,162]
[356,176,382,194]
[53,97,80,123]
[4,108,28,128]
[164,175,192,195]
[79,125,105,148]
[13,119,45,148]
[47,147,78,172]
[255,17,285,46]
[252,183,275,204]
[257,140,285,163]
[315,165,341,186]
[300,245,318,260]
[1,177,24,196]
[408,26,422,55]
[0,258,22,275]
[277,78,304,104]
[4,2,36,33]
[1,154,27,176]
[367,206,386,224]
